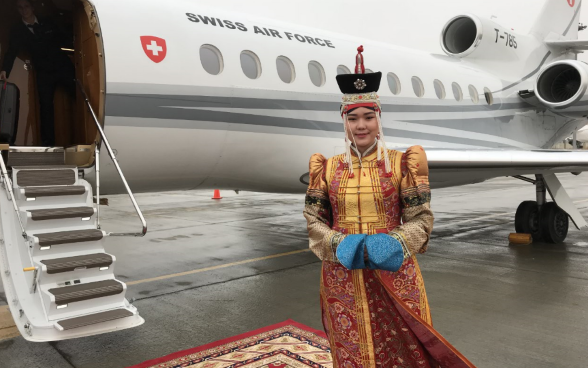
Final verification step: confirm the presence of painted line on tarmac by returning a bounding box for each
[435,199,588,229]
[126,249,311,286]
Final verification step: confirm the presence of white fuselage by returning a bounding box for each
[88,0,587,194]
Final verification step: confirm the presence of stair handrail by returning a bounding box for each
[0,151,27,239]
[76,80,147,237]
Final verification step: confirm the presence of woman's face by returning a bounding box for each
[346,107,379,152]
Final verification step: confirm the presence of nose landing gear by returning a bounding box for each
[514,175,570,243]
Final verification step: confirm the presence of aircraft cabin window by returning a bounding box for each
[484,87,493,105]
[337,65,351,75]
[241,50,262,79]
[199,44,224,75]
[433,79,446,99]
[411,76,425,98]
[387,72,401,95]
[276,56,295,84]
[468,85,479,104]
[452,82,463,101]
[308,61,326,87]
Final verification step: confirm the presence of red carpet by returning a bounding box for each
[128,320,332,368]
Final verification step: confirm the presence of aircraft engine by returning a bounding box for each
[534,60,588,113]
[440,14,522,60]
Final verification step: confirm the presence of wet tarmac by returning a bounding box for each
[0,174,587,368]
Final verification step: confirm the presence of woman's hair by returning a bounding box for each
[347,106,376,114]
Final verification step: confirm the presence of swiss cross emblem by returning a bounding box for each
[141,36,167,63]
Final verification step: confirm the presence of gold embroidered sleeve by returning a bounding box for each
[303,154,344,262]
[390,146,434,255]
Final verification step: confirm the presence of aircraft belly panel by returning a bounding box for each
[92,122,226,194]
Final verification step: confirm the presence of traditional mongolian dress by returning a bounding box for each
[303,46,475,368]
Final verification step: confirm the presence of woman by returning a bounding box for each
[304,46,475,368]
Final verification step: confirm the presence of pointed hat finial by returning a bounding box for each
[355,45,365,74]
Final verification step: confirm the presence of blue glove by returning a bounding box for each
[336,234,367,270]
[365,233,404,272]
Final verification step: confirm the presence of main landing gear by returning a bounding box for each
[514,175,570,243]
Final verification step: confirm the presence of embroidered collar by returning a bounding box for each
[350,139,378,159]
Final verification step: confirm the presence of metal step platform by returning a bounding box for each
[55,308,135,331]
[34,229,104,247]
[48,280,124,306]
[14,166,77,187]
[28,207,95,221]
[23,186,86,199]
[41,253,113,274]
[7,151,65,167]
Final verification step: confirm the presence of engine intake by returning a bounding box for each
[441,15,481,57]
[535,60,588,109]
[441,15,484,58]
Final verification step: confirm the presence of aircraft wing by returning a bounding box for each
[423,149,588,188]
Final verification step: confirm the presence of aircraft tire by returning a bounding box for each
[539,202,569,244]
[515,201,541,240]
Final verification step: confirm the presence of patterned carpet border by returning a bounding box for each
[128,320,330,368]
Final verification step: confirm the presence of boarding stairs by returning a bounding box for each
[0,81,147,341]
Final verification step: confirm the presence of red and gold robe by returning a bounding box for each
[304,145,475,368]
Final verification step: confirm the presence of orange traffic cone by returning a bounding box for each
[212,189,222,199]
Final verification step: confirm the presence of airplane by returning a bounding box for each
[0,0,587,342]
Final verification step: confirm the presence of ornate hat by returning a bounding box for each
[337,46,391,178]
[336,46,382,94]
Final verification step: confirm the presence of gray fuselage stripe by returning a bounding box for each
[493,51,552,93]
[105,95,515,148]
[564,1,582,36]
[106,94,530,114]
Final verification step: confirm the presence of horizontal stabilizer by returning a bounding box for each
[545,39,588,50]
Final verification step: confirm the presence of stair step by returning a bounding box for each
[23,186,86,198]
[56,308,134,331]
[7,152,64,167]
[41,253,113,274]
[15,166,76,187]
[48,280,124,306]
[36,229,104,247]
[29,207,94,221]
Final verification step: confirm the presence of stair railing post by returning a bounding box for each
[95,144,101,230]
[0,152,27,239]
[76,80,147,237]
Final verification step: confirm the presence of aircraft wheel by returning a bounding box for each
[539,202,569,243]
[515,201,541,240]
